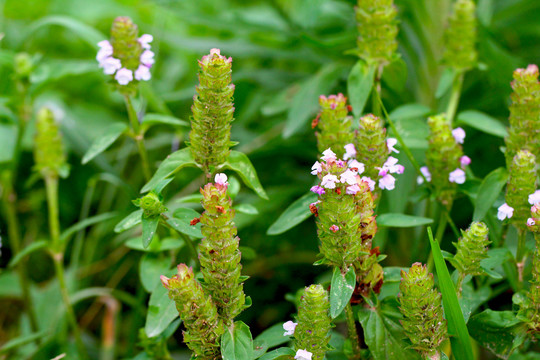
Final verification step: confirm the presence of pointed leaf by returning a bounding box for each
[347,60,376,119]
[141,148,197,193]
[166,208,203,238]
[257,348,296,360]
[141,113,189,131]
[224,150,268,200]
[60,212,118,243]
[254,323,291,349]
[456,110,508,138]
[8,241,48,268]
[139,254,171,292]
[473,167,508,221]
[221,321,254,360]
[234,203,259,215]
[389,103,431,121]
[377,213,433,228]
[115,210,143,233]
[435,68,455,99]
[267,192,317,235]
[330,267,356,319]
[145,281,179,338]
[142,216,160,248]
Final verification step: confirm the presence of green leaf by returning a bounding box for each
[283,63,343,138]
[145,281,179,338]
[8,240,48,268]
[377,213,433,228]
[0,330,49,355]
[381,58,407,92]
[60,212,118,244]
[456,110,508,138]
[125,237,185,253]
[221,321,254,360]
[166,208,203,238]
[224,150,268,200]
[330,267,355,319]
[357,297,420,360]
[467,310,526,359]
[82,123,128,164]
[257,348,296,360]
[253,339,269,360]
[142,216,160,248]
[267,192,317,235]
[234,203,259,215]
[347,60,376,119]
[115,210,143,233]
[254,323,291,349]
[141,113,189,131]
[473,167,508,221]
[139,254,171,292]
[435,68,455,99]
[389,103,431,121]
[0,124,17,164]
[428,228,474,360]
[141,148,197,193]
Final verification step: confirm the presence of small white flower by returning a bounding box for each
[497,203,514,221]
[295,349,312,360]
[343,143,357,160]
[321,174,339,189]
[215,173,228,186]
[346,184,361,195]
[452,127,466,144]
[361,176,375,192]
[321,148,336,162]
[140,50,155,67]
[527,218,536,226]
[283,321,297,336]
[115,68,133,85]
[348,160,365,174]
[528,190,540,205]
[98,40,111,48]
[340,169,358,185]
[134,65,151,81]
[387,138,400,153]
[96,47,113,62]
[139,34,153,49]
[100,57,122,75]
[311,161,322,175]
[449,168,466,184]
[460,155,471,168]
[381,156,403,174]
[417,166,431,184]
[379,173,396,190]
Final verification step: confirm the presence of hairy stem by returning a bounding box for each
[124,95,151,181]
[445,72,463,125]
[515,228,527,284]
[345,303,362,360]
[456,272,466,298]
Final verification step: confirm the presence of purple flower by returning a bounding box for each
[100,57,122,75]
[387,138,399,153]
[348,160,365,174]
[382,156,403,174]
[343,143,357,160]
[340,169,357,185]
[115,68,133,85]
[497,203,514,220]
[295,349,312,360]
[527,218,536,226]
[310,185,325,195]
[140,50,155,67]
[283,321,297,336]
[96,41,113,62]
[452,127,466,144]
[460,155,471,168]
[329,225,339,232]
[311,161,322,175]
[139,34,153,49]
[321,174,339,189]
[361,176,375,191]
[215,173,228,186]
[134,65,151,81]
[449,168,466,184]
[379,173,396,190]
[321,148,336,162]
[346,184,361,195]
[528,190,540,205]
[417,166,431,184]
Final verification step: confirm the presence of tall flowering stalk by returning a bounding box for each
[190,49,234,178]
[504,150,537,229]
[399,263,448,359]
[293,284,332,360]
[161,264,224,359]
[198,175,245,326]
[505,65,540,168]
[312,94,354,159]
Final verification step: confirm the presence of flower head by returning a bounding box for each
[449,168,466,184]
[528,190,540,205]
[497,203,514,221]
[348,160,365,174]
[214,173,228,186]
[283,320,297,336]
[344,143,357,160]
[321,148,336,162]
[460,155,471,168]
[295,349,313,360]
[387,138,400,153]
[321,174,339,189]
[361,176,376,191]
[311,161,322,175]
[452,127,466,144]
[115,68,133,85]
[310,185,325,195]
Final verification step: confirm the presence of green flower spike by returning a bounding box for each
[521,205,540,334]
[33,107,67,179]
[161,264,224,359]
[505,65,540,168]
[425,114,464,209]
[355,0,399,65]
[442,0,477,72]
[293,284,332,360]
[313,94,354,159]
[506,150,537,230]
[453,222,490,276]
[190,49,234,177]
[133,191,167,218]
[399,263,448,359]
[198,175,245,325]
[354,114,388,184]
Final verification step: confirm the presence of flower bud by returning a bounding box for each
[443,0,477,71]
[314,94,354,159]
[505,150,537,229]
[453,222,490,276]
[190,49,234,175]
[133,191,167,218]
[161,264,224,358]
[198,181,245,325]
[293,284,332,360]
[355,0,399,65]
[398,263,448,358]
[110,17,143,70]
[33,107,67,179]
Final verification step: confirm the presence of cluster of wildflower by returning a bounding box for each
[442,0,477,72]
[497,151,537,229]
[33,107,67,179]
[355,0,399,65]
[398,263,448,359]
[452,222,490,276]
[312,94,354,159]
[420,115,469,209]
[505,65,540,167]
[96,17,154,88]
[190,49,234,175]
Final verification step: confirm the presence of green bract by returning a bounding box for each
[443,0,477,72]
[133,191,167,218]
[354,114,387,184]
[399,263,448,358]
[506,150,537,229]
[33,107,67,179]
[314,94,354,159]
[453,222,490,276]
[293,284,332,360]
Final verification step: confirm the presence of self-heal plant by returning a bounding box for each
[190,49,234,178]
[399,263,448,359]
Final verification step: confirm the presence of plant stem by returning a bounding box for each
[515,228,527,284]
[45,175,87,358]
[427,210,448,271]
[456,272,466,298]
[445,72,463,125]
[371,64,383,118]
[124,95,151,181]
[345,303,362,360]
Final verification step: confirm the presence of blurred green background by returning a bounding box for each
[1,0,540,358]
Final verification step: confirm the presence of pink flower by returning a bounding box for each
[348,160,365,174]
[140,50,155,67]
[452,127,466,144]
[134,65,151,81]
[381,156,403,174]
[346,184,361,195]
[311,161,322,175]
[497,203,514,220]
[340,169,357,185]
[96,41,113,62]
[139,34,153,49]
[115,68,133,85]
[99,57,122,75]
[343,143,357,160]
[335,159,346,167]
[361,176,375,192]
[527,218,536,226]
[417,166,431,184]
[310,185,325,195]
[460,155,471,168]
[379,173,396,190]
[321,148,336,162]
[329,225,339,233]
[215,173,228,186]
[449,168,466,184]
[387,138,399,153]
[528,190,540,205]
[283,321,297,336]
[321,174,339,189]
